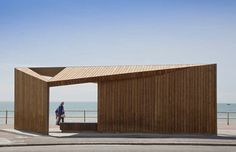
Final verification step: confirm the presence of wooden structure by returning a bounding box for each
[15,64,217,135]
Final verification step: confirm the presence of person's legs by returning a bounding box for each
[62,117,64,123]
[56,116,61,125]
[56,117,59,125]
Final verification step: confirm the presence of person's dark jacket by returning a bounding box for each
[58,105,64,115]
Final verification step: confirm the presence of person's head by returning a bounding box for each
[61,101,64,106]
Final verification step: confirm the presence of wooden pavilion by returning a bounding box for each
[14,64,217,135]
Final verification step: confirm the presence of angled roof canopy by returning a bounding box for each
[16,64,207,87]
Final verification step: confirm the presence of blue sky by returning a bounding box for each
[0,0,236,102]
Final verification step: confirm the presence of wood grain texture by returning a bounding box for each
[97,64,217,134]
[14,68,49,134]
[48,65,205,87]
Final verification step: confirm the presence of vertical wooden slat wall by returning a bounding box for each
[97,64,217,134]
[14,69,49,134]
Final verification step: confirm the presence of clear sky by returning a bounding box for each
[0,0,236,103]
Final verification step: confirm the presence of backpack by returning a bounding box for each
[55,107,59,114]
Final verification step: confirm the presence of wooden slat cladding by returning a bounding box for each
[14,69,49,134]
[14,64,216,135]
[97,64,216,134]
[48,65,207,87]
[49,64,202,82]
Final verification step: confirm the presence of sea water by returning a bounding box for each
[1,102,236,125]
[0,101,97,125]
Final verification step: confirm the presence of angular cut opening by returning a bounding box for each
[30,67,65,77]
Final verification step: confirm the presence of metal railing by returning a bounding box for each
[64,110,97,123]
[1,110,236,125]
[217,112,236,125]
[0,110,97,124]
[0,110,14,124]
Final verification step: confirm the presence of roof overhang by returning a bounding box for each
[15,64,214,87]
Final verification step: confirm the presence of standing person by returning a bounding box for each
[55,102,65,125]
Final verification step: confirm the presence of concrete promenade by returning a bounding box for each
[0,124,236,148]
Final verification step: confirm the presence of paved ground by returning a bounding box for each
[1,129,236,147]
[0,124,236,151]
[1,145,236,152]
